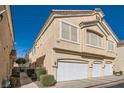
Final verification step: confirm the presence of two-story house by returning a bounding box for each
[28,8,118,82]
[0,5,16,87]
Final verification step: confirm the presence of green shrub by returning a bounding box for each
[113,71,116,75]
[40,74,56,87]
[113,71,123,76]
[120,71,123,75]
[27,69,35,77]
[35,67,47,80]
[12,68,20,78]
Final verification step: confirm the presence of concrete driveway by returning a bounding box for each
[52,75,124,88]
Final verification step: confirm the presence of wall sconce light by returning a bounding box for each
[52,62,57,68]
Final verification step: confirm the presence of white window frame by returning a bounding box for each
[33,46,36,55]
[59,20,80,44]
[32,48,34,55]
[107,40,114,52]
[86,31,103,49]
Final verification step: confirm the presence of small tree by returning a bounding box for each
[16,58,26,65]
[16,58,26,71]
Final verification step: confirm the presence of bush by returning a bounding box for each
[120,71,123,75]
[113,71,123,76]
[35,67,47,80]
[113,71,115,75]
[40,74,56,87]
[12,68,20,77]
[27,69,35,77]
[31,73,37,81]
[12,67,20,72]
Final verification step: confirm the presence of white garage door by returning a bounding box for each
[57,62,88,82]
[104,64,113,76]
[93,64,101,77]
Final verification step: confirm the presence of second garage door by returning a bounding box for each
[93,64,101,77]
[57,62,88,82]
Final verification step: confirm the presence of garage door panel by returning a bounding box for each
[93,64,101,77]
[104,64,113,76]
[57,62,88,81]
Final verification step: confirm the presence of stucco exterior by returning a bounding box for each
[28,9,118,81]
[0,5,16,87]
[114,41,124,72]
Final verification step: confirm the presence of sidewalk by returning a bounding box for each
[20,72,32,85]
[21,82,38,88]
[20,74,124,88]
[52,75,124,88]
[20,72,38,88]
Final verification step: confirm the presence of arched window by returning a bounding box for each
[86,30,103,48]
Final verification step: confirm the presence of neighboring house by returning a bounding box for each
[114,41,124,72]
[0,5,16,87]
[28,8,118,82]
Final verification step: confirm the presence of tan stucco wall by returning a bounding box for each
[29,19,57,74]
[28,10,117,80]
[0,5,14,87]
[53,16,117,57]
[115,46,124,72]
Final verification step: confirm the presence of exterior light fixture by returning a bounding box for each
[0,9,7,22]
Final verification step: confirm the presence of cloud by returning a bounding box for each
[16,46,27,58]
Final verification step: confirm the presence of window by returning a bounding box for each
[32,46,36,55]
[61,22,78,42]
[71,26,78,42]
[87,31,102,47]
[62,22,70,40]
[108,41,114,51]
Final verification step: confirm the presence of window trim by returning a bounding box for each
[86,30,103,49]
[59,20,80,44]
[86,44,104,50]
[107,40,115,52]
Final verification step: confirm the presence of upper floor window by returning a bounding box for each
[61,22,78,42]
[108,41,114,51]
[32,46,36,55]
[86,31,102,48]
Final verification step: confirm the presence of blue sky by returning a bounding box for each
[11,5,124,58]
